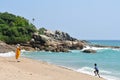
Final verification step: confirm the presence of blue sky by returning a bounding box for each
[0,0,120,40]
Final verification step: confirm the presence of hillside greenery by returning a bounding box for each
[0,12,37,44]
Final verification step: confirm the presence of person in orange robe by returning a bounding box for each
[16,44,21,62]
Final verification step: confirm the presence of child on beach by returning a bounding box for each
[15,44,21,62]
[94,63,100,78]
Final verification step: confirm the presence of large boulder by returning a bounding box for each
[31,33,47,45]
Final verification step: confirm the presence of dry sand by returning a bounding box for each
[0,57,105,80]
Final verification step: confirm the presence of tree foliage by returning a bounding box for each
[0,12,37,44]
[38,27,46,35]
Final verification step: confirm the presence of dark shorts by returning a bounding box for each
[95,70,99,73]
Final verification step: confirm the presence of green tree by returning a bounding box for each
[0,12,37,44]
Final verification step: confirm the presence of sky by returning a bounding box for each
[0,0,120,40]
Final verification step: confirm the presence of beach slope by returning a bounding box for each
[0,57,104,80]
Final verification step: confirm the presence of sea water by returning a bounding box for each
[22,40,120,80]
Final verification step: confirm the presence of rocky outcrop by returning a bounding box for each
[0,41,16,53]
[29,30,85,52]
[82,49,96,53]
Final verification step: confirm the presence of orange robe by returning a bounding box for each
[16,47,20,59]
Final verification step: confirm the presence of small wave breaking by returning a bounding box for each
[0,50,26,57]
[0,51,15,57]
[76,66,119,80]
[82,45,120,52]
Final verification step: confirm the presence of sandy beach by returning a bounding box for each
[0,57,105,80]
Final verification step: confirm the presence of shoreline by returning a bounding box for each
[0,57,105,80]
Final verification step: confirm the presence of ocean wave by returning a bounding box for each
[76,66,112,75]
[100,70,112,74]
[76,67,94,75]
[0,51,15,57]
[111,49,120,52]
[76,66,119,80]
[54,65,119,80]
[70,50,81,53]
[82,46,109,51]
[82,46,120,52]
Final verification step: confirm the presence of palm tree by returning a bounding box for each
[32,18,35,22]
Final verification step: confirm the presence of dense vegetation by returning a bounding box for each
[0,12,37,44]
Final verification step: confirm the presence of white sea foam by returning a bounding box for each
[111,48,120,52]
[21,49,26,52]
[0,51,15,57]
[100,70,112,74]
[102,75,120,80]
[76,67,94,75]
[0,49,27,57]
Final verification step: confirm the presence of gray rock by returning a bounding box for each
[51,30,77,41]
[30,30,86,52]
[0,41,15,53]
[83,49,96,53]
